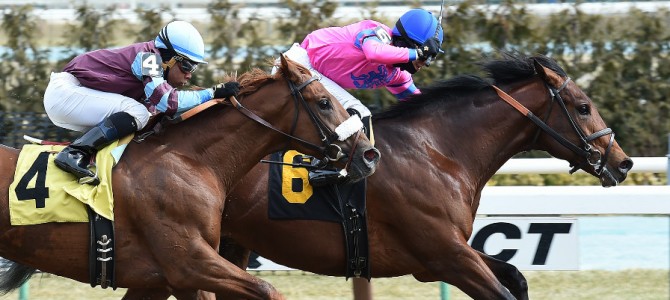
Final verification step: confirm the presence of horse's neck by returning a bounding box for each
[376,88,545,189]
[151,110,282,191]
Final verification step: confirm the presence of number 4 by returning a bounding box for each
[141,53,163,77]
[14,152,50,208]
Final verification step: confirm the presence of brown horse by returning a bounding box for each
[0,55,380,299]
[124,53,634,300]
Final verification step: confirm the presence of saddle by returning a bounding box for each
[17,137,120,289]
[267,151,371,279]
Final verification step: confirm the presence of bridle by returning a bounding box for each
[228,73,362,166]
[492,73,615,177]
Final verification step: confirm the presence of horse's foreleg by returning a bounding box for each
[147,235,283,300]
[123,238,249,300]
[476,250,529,300]
[216,238,253,300]
[122,288,172,300]
[414,242,516,300]
[122,288,215,300]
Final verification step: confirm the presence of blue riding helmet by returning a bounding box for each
[392,9,444,46]
[154,20,208,64]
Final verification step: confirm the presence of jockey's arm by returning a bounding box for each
[387,78,421,101]
[143,76,213,115]
[359,36,419,65]
[134,52,213,116]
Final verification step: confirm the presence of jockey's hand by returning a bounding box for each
[213,82,240,99]
[417,37,440,62]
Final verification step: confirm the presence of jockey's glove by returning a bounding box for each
[346,108,362,119]
[212,81,241,99]
[416,37,441,62]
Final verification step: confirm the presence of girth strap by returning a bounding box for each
[88,206,116,289]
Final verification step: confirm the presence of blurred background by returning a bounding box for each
[0,1,667,299]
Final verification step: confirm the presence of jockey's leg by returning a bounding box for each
[54,111,137,185]
[279,43,372,186]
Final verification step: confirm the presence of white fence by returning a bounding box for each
[483,156,670,215]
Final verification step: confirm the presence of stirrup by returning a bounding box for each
[78,163,100,185]
[54,151,100,186]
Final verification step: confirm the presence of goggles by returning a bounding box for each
[173,55,198,73]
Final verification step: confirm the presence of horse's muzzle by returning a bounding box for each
[600,157,634,187]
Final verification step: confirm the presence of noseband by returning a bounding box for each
[492,77,615,176]
[229,73,361,164]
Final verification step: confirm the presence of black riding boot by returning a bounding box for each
[308,158,346,187]
[54,112,137,185]
[308,111,372,187]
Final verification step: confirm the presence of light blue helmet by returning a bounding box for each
[392,9,444,46]
[155,20,208,64]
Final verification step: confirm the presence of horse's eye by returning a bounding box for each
[577,104,590,115]
[318,98,331,110]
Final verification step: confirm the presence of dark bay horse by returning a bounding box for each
[127,54,633,299]
[0,55,380,299]
[220,53,631,300]
[126,53,633,299]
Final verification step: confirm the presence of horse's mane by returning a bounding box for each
[374,52,567,120]
[237,58,314,97]
[237,68,277,97]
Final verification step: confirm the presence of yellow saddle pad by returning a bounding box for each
[8,135,132,225]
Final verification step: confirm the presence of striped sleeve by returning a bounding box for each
[133,52,213,116]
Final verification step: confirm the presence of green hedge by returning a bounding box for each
[1,0,669,159]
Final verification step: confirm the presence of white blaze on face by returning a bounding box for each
[335,116,364,141]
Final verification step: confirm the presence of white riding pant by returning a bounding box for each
[274,43,372,118]
[43,72,150,132]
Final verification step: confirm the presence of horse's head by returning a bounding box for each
[528,58,633,187]
[237,54,379,181]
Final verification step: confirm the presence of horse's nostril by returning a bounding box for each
[619,158,634,172]
[364,148,380,162]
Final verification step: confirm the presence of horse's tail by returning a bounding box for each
[0,259,37,295]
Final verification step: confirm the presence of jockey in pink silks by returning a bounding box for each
[280,8,444,124]
[276,8,445,185]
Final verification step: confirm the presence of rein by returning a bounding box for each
[229,74,359,165]
[492,77,615,175]
[134,72,361,166]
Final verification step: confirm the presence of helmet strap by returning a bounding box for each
[162,57,177,71]
[161,56,178,80]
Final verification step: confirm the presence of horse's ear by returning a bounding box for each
[533,59,562,87]
[279,54,301,83]
[279,54,289,74]
[533,59,549,80]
